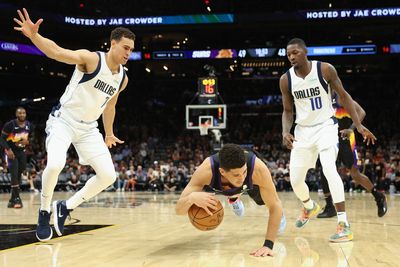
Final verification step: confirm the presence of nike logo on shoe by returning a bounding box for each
[58,208,63,218]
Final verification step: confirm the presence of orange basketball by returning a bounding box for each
[188,199,224,231]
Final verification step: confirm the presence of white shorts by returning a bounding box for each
[45,109,109,165]
[290,118,338,169]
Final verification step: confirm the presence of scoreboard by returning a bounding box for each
[198,77,218,104]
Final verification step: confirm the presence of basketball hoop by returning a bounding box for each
[199,124,210,136]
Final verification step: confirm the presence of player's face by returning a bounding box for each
[286,44,307,67]
[220,164,247,187]
[15,108,26,122]
[112,37,135,65]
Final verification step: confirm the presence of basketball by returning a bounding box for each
[188,200,224,231]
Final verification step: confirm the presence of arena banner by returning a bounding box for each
[63,14,234,26]
[303,7,400,20]
[0,41,44,56]
[0,41,381,59]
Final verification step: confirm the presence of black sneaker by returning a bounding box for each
[53,200,71,236]
[7,197,23,209]
[376,194,388,217]
[317,205,336,218]
[36,210,53,241]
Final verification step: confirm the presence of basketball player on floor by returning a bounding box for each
[176,144,284,257]
[13,8,135,241]
[0,107,32,208]
[317,96,387,218]
[280,38,376,242]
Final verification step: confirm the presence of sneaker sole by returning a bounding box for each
[36,227,53,242]
[52,201,63,236]
[329,234,353,243]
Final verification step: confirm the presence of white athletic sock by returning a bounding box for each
[66,154,116,210]
[303,199,314,210]
[337,212,349,226]
[66,175,106,210]
[40,166,63,212]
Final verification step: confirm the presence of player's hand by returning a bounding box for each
[189,192,218,216]
[5,148,15,160]
[282,133,296,149]
[16,138,29,147]
[13,8,43,39]
[356,125,377,146]
[250,246,274,257]
[340,129,353,140]
[105,135,124,148]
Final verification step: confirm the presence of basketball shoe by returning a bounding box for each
[228,197,244,217]
[295,201,321,228]
[278,213,287,234]
[375,193,387,217]
[36,210,53,241]
[329,222,353,242]
[7,196,23,209]
[53,200,71,236]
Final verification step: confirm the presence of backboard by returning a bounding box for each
[185,104,227,130]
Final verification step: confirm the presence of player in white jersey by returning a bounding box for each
[13,8,135,241]
[279,38,376,242]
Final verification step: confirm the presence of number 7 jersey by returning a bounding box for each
[58,51,126,123]
[287,60,334,126]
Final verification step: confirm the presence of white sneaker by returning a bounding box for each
[278,214,287,234]
[228,197,244,217]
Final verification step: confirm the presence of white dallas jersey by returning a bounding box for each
[287,60,334,126]
[56,52,125,123]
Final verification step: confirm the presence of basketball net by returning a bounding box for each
[199,123,210,136]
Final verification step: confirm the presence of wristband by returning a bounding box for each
[105,135,114,138]
[349,124,356,131]
[263,239,274,249]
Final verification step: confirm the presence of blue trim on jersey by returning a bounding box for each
[317,61,329,94]
[331,116,338,124]
[78,52,101,84]
[118,69,126,91]
[286,70,292,92]
[50,103,61,117]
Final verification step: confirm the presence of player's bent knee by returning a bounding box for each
[98,169,117,186]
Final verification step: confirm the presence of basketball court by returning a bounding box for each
[1,191,399,266]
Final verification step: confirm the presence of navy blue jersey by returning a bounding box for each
[1,119,32,151]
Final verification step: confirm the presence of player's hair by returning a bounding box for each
[15,106,25,112]
[110,27,136,42]
[287,38,307,49]
[219,144,246,171]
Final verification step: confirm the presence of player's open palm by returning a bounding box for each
[13,8,43,39]
[250,246,274,257]
[282,133,296,150]
[105,135,124,148]
[357,125,377,146]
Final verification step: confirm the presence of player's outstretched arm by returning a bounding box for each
[175,158,217,216]
[325,63,376,144]
[250,158,283,257]
[13,8,97,67]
